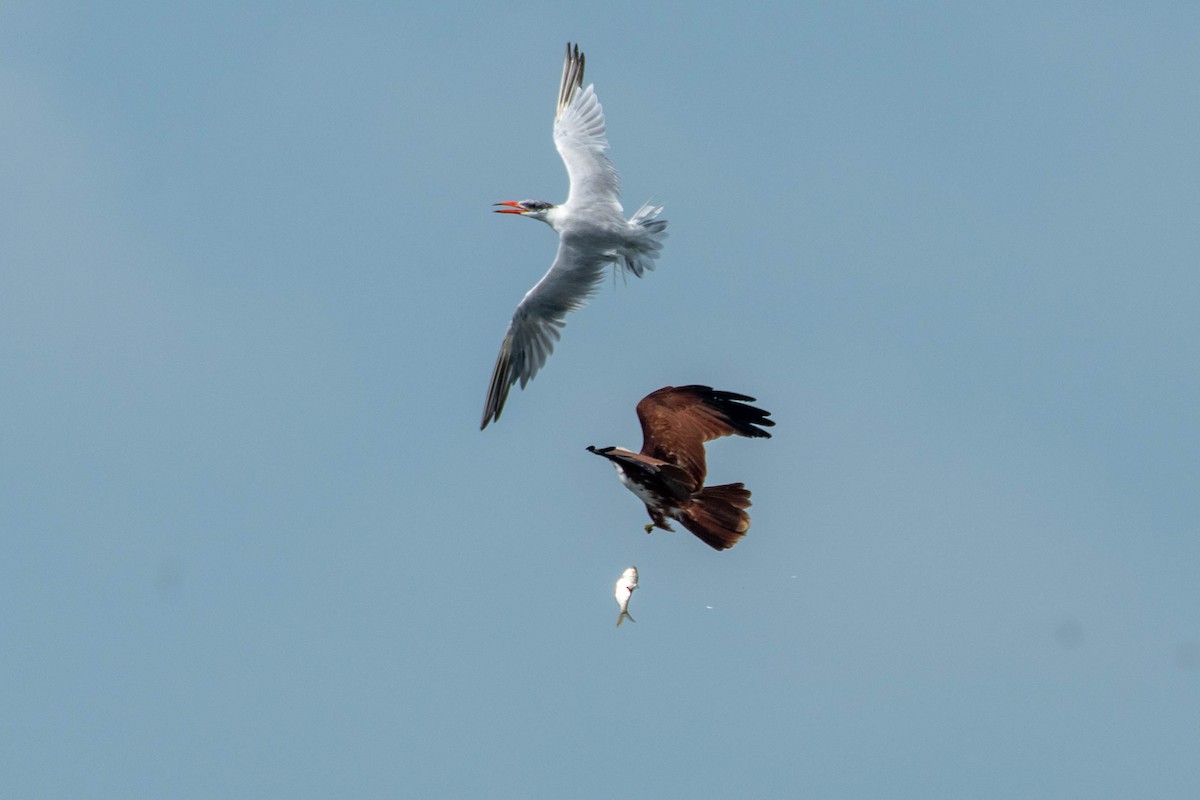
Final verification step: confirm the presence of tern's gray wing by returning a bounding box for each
[480,240,607,428]
[555,43,621,214]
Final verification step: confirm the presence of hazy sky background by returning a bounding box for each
[3,2,1198,797]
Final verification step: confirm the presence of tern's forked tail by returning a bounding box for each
[620,202,668,278]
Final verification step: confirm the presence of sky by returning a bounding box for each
[2,2,1198,797]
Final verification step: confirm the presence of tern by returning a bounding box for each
[481,43,668,429]
[587,386,774,551]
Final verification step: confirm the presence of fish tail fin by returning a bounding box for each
[617,610,635,627]
[677,482,752,551]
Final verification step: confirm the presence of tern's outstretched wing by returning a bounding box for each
[555,43,621,213]
[635,386,775,485]
[480,240,607,429]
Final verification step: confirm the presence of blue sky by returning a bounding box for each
[2,2,1198,797]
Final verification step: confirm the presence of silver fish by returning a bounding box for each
[615,566,639,627]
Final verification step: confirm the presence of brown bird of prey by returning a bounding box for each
[587,385,774,551]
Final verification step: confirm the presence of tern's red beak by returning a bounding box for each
[493,201,526,214]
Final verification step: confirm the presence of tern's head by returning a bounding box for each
[494,199,556,223]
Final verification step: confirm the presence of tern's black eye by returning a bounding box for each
[522,200,553,211]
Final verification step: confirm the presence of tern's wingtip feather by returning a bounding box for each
[480,330,515,429]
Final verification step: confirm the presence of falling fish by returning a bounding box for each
[614,566,639,627]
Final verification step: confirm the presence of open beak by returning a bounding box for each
[493,201,527,215]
